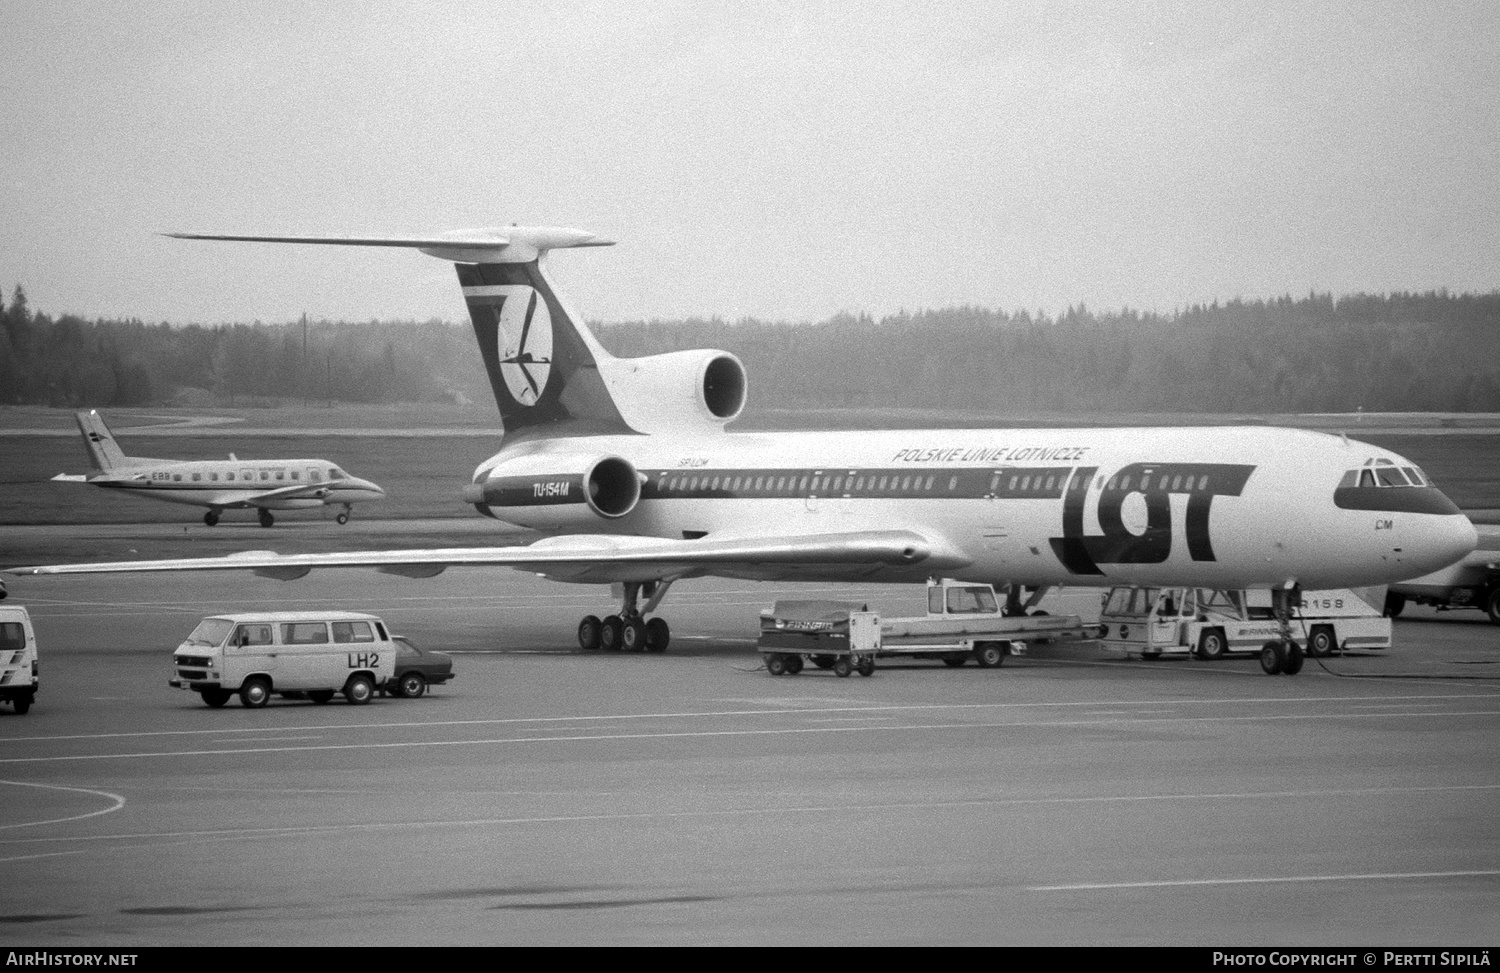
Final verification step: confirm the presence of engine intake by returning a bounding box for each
[600,349,747,432]
[465,453,642,527]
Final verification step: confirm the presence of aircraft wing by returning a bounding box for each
[4,529,970,584]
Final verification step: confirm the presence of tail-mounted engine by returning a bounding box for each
[463,453,642,528]
[600,350,747,433]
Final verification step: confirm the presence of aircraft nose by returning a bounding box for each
[1412,511,1478,576]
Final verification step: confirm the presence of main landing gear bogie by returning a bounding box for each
[577,613,671,653]
[577,580,674,654]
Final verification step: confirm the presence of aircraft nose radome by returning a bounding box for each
[1415,513,1479,576]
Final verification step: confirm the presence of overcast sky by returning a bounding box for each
[3,1,1498,326]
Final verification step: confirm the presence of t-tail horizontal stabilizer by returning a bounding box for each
[163,226,614,264]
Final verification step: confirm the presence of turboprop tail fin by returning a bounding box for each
[74,410,130,472]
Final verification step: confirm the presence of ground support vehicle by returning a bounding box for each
[382,635,455,699]
[1386,547,1500,624]
[170,611,396,708]
[0,605,38,714]
[757,579,1091,677]
[1098,585,1392,675]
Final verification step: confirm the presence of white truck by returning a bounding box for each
[757,578,1092,677]
[1385,546,1500,624]
[0,604,39,715]
[1098,585,1392,674]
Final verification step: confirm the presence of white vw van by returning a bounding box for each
[0,605,39,715]
[170,611,396,708]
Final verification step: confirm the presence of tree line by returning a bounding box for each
[2,283,1498,414]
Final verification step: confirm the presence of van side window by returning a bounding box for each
[234,624,273,646]
[281,622,330,645]
[331,621,374,644]
[375,622,388,640]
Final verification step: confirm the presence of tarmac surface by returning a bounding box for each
[1,554,1498,946]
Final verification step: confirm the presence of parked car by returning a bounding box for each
[384,636,455,698]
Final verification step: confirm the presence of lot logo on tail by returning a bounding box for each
[490,285,553,406]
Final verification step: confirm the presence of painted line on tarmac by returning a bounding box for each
[1033,869,1500,891]
[0,784,1496,855]
[2,709,1499,764]
[0,779,126,830]
[2,691,1495,745]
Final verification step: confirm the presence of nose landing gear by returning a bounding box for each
[336,502,352,525]
[203,509,221,527]
[1259,584,1305,675]
[257,508,275,528]
[576,581,674,653]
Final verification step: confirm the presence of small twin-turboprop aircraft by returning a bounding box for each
[5,226,1478,674]
[51,410,385,527]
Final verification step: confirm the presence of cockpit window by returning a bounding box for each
[1376,467,1409,487]
[1359,469,1376,488]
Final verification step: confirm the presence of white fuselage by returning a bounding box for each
[473,425,1477,590]
[94,459,385,510]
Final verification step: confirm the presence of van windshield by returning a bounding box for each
[184,618,234,647]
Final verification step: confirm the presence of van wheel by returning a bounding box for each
[1486,588,1500,625]
[12,695,31,715]
[239,677,272,708]
[941,653,967,667]
[344,674,375,705]
[856,658,876,677]
[200,689,231,708]
[307,690,334,704]
[833,658,853,678]
[1197,629,1228,660]
[811,655,837,670]
[1307,626,1337,658]
[766,654,788,676]
[398,672,427,699]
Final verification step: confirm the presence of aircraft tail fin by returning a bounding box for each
[74,410,130,472]
[165,226,631,440]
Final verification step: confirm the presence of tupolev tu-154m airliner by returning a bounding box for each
[3,226,1478,675]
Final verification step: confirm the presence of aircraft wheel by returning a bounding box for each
[257,509,274,528]
[974,642,1006,668]
[1384,591,1406,618]
[785,654,803,675]
[1282,642,1305,675]
[1307,626,1337,658]
[621,617,647,652]
[1197,629,1227,660]
[766,653,788,676]
[1259,640,1286,675]
[645,617,670,652]
[239,676,272,708]
[600,615,624,651]
[336,512,349,525]
[811,655,837,670]
[833,658,853,678]
[203,510,220,527]
[1485,588,1500,625]
[578,615,602,651]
